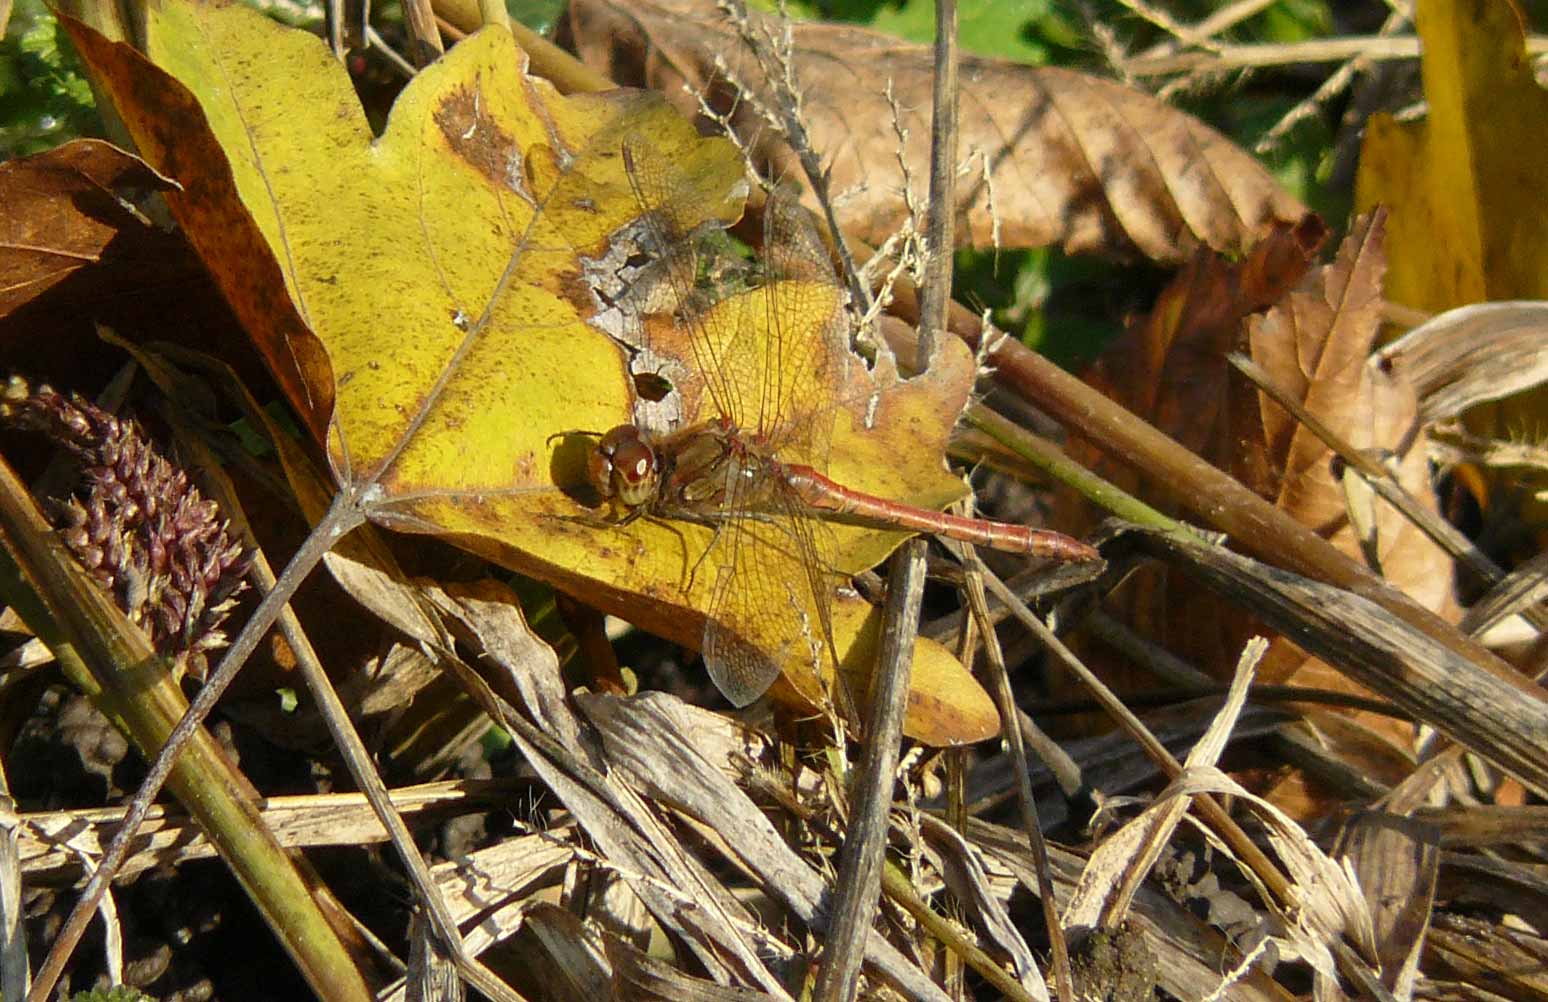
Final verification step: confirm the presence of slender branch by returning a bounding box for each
[1126,33,1548,77]
[812,538,927,1002]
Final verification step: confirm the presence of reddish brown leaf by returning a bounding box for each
[60,13,336,445]
[1081,216,1325,490]
[0,139,274,404]
[0,139,173,315]
[1053,220,1322,706]
[1073,215,1456,811]
[561,0,1312,264]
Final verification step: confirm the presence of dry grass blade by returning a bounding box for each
[1425,912,1548,1001]
[520,904,613,1002]
[950,538,1073,1000]
[0,759,26,1002]
[1064,639,1267,932]
[575,691,952,1002]
[1413,803,1548,847]
[958,703,1292,829]
[916,818,1047,1000]
[1435,852,1548,924]
[1459,545,1548,637]
[406,910,464,1002]
[1142,529,1548,794]
[968,820,1296,1002]
[425,590,793,996]
[973,561,1298,911]
[605,932,783,1002]
[15,780,521,881]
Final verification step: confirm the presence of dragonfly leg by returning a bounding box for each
[552,511,622,530]
[554,499,641,530]
[545,428,606,445]
[683,521,727,596]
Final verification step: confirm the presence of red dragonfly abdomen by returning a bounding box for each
[779,463,1101,561]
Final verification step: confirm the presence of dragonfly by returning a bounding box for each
[585,142,1101,709]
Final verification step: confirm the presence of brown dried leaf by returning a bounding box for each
[1244,214,1455,778]
[1084,217,1324,465]
[0,140,263,397]
[0,139,173,314]
[1075,216,1458,791]
[1335,813,1440,1001]
[560,0,1311,263]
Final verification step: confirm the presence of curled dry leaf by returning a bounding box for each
[1374,301,1548,428]
[0,140,174,315]
[562,0,1312,264]
[424,833,577,959]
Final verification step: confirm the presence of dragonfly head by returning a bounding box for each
[588,425,659,509]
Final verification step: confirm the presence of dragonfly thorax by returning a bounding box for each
[588,425,660,508]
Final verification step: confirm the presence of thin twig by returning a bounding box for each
[1255,8,1411,153]
[1113,0,1223,54]
[976,563,1300,914]
[813,538,927,1002]
[914,0,959,366]
[254,544,525,1000]
[815,5,962,992]
[1229,352,1506,588]
[1126,34,1548,77]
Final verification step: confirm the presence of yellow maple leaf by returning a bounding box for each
[65,0,1001,743]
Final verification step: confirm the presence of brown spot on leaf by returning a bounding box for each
[433,84,523,195]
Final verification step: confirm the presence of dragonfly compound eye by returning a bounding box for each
[591,425,659,508]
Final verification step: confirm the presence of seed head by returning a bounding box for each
[2,375,252,679]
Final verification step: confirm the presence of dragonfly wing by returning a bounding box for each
[622,139,748,428]
[699,462,846,709]
[702,560,784,707]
